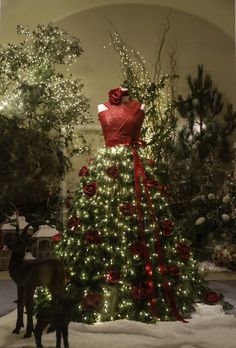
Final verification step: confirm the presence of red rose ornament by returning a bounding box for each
[83,292,103,309]
[84,230,100,244]
[161,219,174,236]
[129,241,148,258]
[119,203,135,216]
[168,264,181,276]
[177,242,191,260]
[83,182,98,197]
[147,179,159,189]
[131,284,153,300]
[51,233,61,242]
[205,291,221,304]
[147,159,155,167]
[79,166,89,177]
[106,165,120,178]
[105,270,121,284]
[67,216,80,229]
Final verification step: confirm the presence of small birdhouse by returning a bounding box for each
[32,224,61,259]
[0,215,34,242]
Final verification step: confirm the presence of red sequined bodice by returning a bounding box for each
[98,100,144,147]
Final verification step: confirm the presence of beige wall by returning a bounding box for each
[0,1,235,190]
[1,0,234,41]
[54,3,235,115]
[66,127,103,190]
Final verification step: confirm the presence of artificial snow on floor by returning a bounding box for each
[0,305,236,348]
[199,261,231,273]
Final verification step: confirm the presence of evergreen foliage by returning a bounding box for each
[0,24,91,221]
[110,29,236,259]
[54,147,208,323]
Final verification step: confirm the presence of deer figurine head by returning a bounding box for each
[6,204,65,338]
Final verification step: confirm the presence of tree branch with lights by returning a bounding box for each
[108,14,178,163]
[108,23,236,261]
[0,23,92,222]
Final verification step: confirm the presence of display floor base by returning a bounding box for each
[0,277,236,317]
[0,277,236,347]
[0,304,235,348]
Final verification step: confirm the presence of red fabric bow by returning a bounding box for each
[131,145,186,322]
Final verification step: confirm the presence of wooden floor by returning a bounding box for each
[205,272,236,280]
[0,271,10,280]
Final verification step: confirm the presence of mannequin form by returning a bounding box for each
[53,85,210,324]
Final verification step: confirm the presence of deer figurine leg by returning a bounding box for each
[56,328,62,348]
[62,326,69,348]
[13,286,24,334]
[24,288,35,338]
[34,320,47,348]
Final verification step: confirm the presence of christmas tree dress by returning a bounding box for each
[57,87,211,324]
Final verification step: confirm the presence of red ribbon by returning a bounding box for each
[132,145,187,322]
[132,146,157,316]
[107,138,187,322]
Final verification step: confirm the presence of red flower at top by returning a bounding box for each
[109,87,123,105]
[79,166,89,177]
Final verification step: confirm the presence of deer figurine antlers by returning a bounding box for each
[5,205,65,338]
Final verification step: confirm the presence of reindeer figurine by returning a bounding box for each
[34,296,76,348]
[5,206,65,338]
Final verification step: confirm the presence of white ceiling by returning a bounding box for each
[0,0,234,42]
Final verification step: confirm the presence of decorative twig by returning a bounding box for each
[153,7,173,83]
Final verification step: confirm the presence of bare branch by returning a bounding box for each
[10,202,20,234]
[153,7,173,83]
